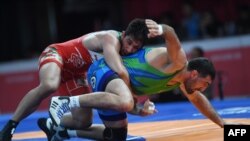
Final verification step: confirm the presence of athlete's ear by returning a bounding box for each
[190,70,199,79]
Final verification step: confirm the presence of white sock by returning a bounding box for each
[67,130,77,137]
[69,96,80,109]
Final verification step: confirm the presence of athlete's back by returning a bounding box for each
[87,47,181,96]
[122,48,181,95]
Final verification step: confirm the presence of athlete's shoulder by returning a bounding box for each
[92,30,119,39]
[146,47,167,54]
[153,47,166,51]
[106,30,120,35]
[105,30,121,40]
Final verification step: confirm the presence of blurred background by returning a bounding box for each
[0,0,250,114]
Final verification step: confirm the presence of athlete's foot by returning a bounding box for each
[0,120,18,141]
[49,96,71,126]
[37,118,54,141]
[37,118,69,141]
[51,126,69,141]
[0,131,12,141]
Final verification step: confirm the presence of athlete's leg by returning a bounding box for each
[13,62,61,121]
[50,108,127,140]
[78,78,134,112]
[64,78,134,111]
[76,78,129,140]
[61,107,93,129]
[67,112,128,140]
[38,107,94,141]
[48,114,127,141]
[91,79,129,141]
[50,78,130,140]
[73,124,106,140]
[0,63,61,141]
[58,107,93,139]
[49,78,134,126]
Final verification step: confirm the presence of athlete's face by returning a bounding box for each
[184,70,212,94]
[120,33,143,56]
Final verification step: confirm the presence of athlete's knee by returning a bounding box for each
[71,120,92,130]
[103,127,127,141]
[40,80,59,93]
[74,118,92,129]
[71,108,93,129]
[118,97,134,112]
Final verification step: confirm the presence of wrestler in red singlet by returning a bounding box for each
[39,36,94,96]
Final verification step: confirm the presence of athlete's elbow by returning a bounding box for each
[120,104,134,112]
[116,69,128,78]
[117,70,130,84]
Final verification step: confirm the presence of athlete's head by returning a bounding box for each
[184,57,215,94]
[190,46,204,59]
[120,18,149,56]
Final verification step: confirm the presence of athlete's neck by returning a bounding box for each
[169,68,188,85]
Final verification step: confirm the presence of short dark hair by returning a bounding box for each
[125,18,149,45]
[187,57,216,80]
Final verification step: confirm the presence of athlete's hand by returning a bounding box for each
[146,19,163,38]
[139,99,158,116]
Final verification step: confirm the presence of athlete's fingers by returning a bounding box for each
[146,20,158,30]
[143,99,151,107]
[140,108,157,116]
[148,29,158,34]
[146,18,162,38]
[143,99,154,106]
[139,109,155,116]
[145,19,157,25]
[141,99,156,116]
[147,28,161,38]
[146,23,158,30]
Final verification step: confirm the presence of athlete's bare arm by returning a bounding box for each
[83,30,130,86]
[146,19,187,74]
[101,33,130,85]
[180,84,225,127]
[162,25,187,72]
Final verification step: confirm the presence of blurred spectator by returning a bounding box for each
[200,11,223,39]
[223,20,237,36]
[181,2,200,40]
[159,12,175,27]
[153,12,180,44]
[1,0,250,62]
[190,46,204,58]
[93,17,114,31]
[236,5,250,35]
